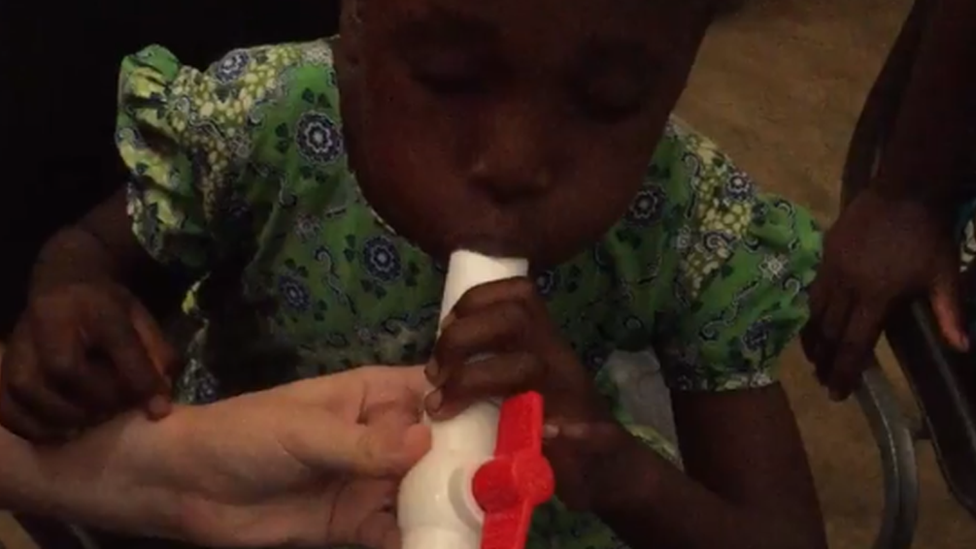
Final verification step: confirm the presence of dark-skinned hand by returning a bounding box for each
[0,281,177,443]
[424,277,627,510]
[801,188,969,401]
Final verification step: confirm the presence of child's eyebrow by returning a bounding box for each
[391,7,499,49]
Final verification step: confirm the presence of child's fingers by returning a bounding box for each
[128,302,176,420]
[432,285,554,419]
[129,301,179,378]
[426,352,545,420]
[9,382,88,430]
[85,303,168,406]
[542,418,623,447]
[143,395,173,420]
[0,393,59,443]
[433,295,534,371]
[24,312,118,413]
[450,277,541,320]
[2,333,92,429]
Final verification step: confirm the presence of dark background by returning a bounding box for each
[0,2,341,335]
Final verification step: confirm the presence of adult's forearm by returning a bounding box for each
[591,434,825,549]
[876,0,976,203]
[0,404,194,539]
[0,425,54,514]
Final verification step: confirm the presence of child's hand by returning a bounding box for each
[0,282,177,443]
[425,277,625,509]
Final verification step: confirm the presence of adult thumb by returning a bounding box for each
[930,272,970,352]
[284,413,432,478]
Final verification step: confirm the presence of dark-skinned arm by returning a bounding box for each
[874,0,976,205]
[584,386,826,549]
[30,188,191,316]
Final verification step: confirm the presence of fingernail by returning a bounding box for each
[146,396,172,419]
[424,360,440,382]
[425,390,443,414]
[440,313,456,330]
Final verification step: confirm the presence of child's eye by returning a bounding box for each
[412,70,488,96]
[577,94,645,124]
[570,75,647,124]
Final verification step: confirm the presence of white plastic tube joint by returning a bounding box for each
[397,250,554,549]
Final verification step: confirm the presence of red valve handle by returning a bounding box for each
[471,392,555,549]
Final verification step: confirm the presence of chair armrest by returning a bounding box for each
[886,300,976,518]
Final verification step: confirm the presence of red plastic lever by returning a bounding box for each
[471,392,555,549]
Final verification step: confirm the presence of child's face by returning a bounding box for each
[338,0,712,265]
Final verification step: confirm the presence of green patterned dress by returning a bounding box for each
[116,38,822,549]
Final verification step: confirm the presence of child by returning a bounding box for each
[0,0,827,548]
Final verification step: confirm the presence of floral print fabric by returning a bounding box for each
[117,39,822,549]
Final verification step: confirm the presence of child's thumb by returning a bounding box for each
[127,301,177,421]
[930,273,970,352]
[129,301,179,378]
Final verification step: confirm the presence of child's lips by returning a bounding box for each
[456,233,530,259]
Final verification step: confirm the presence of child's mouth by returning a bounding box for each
[454,233,529,259]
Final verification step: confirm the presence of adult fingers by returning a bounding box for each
[930,272,970,352]
[827,301,885,401]
[360,365,431,412]
[328,480,400,549]
[360,511,400,549]
[290,366,431,418]
[280,410,432,478]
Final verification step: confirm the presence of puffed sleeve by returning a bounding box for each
[116,44,304,276]
[653,121,822,392]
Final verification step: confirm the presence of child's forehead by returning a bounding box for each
[372,0,707,52]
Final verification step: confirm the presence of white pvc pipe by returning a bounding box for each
[397,250,529,549]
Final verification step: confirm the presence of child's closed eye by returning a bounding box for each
[412,66,489,96]
[572,82,647,124]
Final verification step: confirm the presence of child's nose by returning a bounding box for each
[469,107,553,203]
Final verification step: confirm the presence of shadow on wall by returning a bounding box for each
[0,2,340,335]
